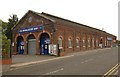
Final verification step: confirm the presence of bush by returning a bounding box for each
[2,34,11,59]
[0,20,11,59]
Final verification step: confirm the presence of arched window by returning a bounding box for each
[76,38,79,48]
[92,38,94,48]
[96,39,98,47]
[105,39,107,46]
[58,37,63,49]
[68,37,72,48]
[83,37,85,47]
[88,37,90,47]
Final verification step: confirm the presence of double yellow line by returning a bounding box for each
[102,63,120,77]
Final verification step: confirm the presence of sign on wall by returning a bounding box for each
[20,41,24,45]
[19,25,44,33]
[44,38,50,44]
[107,37,112,41]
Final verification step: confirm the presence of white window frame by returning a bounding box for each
[83,37,85,47]
[96,39,98,47]
[92,38,94,48]
[76,38,79,48]
[58,37,63,49]
[105,39,107,46]
[88,38,90,47]
[68,38,72,48]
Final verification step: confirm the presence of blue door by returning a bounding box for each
[17,36,24,54]
[44,44,49,54]
[18,41,24,54]
[40,37,45,54]
[40,33,50,55]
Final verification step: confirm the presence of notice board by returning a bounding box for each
[49,44,58,56]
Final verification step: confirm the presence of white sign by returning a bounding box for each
[49,44,58,56]
[12,42,14,46]
[45,39,50,44]
[99,44,102,48]
[107,37,112,41]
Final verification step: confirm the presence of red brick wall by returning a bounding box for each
[12,11,116,55]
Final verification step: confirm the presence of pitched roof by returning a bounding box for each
[11,10,116,37]
[11,10,55,30]
[41,12,115,36]
[30,10,56,23]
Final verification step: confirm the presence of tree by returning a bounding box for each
[2,21,7,34]
[2,33,10,58]
[0,20,11,59]
[5,14,18,40]
[0,20,2,58]
[0,14,18,59]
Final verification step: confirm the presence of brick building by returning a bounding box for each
[11,10,116,55]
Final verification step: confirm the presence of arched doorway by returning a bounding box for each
[27,34,36,55]
[40,33,50,55]
[17,36,24,54]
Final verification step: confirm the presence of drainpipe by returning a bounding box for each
[52,23,56,44]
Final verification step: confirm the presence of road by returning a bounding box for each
[2,47,118,76]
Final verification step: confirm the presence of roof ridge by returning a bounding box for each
[11,10,55,30]
[42,12,116,37]
[41,12,105,32]
[29,10,56,22]
[11,10,116,37]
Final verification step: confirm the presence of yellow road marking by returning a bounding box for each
[102,63,120,77]
[107,65,120,77]
[104,64,118,76]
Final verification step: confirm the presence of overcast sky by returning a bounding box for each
[0,0,119,39]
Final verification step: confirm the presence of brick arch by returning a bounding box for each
[57,35,64,40]
[26,33,37,40]
[68,36,73,40]
[37,31,51,55]
[57,35,64,49]
[76,37,80,40]
[37,31,51,41]
[15,34,25,54]
[15,34,25,43]
[76,37,80,45]
[57,35,64,46]
[68,36,73,48]
[26,33,37,55]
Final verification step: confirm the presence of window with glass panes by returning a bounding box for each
[88,37,90,47]
[92,38,94,48]
[83,37,85,47]
[76,38,79,48]
[96,39,98,47]
[68,37,72,48]
[58,37,63,49]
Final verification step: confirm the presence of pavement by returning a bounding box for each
[2,55,56,72]
[1,48,94,72]
[1,47,118,75]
